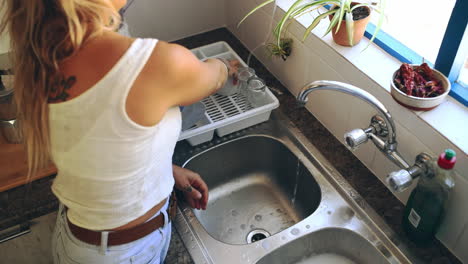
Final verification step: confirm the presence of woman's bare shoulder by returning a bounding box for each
[57,32,135,101]
[63,32,133,66]
[148,41,200,77]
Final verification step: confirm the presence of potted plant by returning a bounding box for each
[239,0,386,59]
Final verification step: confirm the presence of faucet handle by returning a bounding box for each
[387,152,434,193]
[344,128,370,150]
[387,170,413,192]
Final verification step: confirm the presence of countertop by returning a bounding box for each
[0,142,56,192]
[0,28,461,264]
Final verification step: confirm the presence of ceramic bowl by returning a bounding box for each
[390,65,450,111]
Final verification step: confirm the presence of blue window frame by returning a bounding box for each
[363,0,468,106]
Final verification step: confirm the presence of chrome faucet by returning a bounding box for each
[297,80,434,192]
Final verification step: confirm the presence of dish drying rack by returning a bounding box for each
[178,42,279,146]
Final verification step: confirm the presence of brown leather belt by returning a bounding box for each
[67,192,177,246]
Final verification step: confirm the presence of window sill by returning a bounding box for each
[272,0,468,155]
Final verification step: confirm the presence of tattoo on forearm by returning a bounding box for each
[48,75,77,103]
[183,185,193,193]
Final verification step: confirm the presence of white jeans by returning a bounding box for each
[52,200,172,264]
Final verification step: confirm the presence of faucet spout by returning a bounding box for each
[297,80,397,148]
[297,80,435,193]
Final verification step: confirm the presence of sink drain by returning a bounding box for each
[246,229,270,243]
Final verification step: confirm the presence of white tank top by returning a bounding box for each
[49,38,181,230]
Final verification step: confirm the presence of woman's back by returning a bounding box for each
[50,36,181,230]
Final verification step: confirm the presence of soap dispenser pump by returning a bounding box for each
[402,149,456,245]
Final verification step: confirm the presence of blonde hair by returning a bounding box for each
[0,0,120,178]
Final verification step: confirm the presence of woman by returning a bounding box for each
[0,0,238,263]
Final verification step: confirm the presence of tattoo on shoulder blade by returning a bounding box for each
[48,75,77,103]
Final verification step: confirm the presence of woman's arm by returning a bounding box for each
[125,40,239,127]
[151,41,238,106]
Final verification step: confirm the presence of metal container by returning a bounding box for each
[0,71,16,121]
[0,118,21,143]
[0,71,21,143]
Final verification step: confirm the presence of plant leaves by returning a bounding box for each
[274,0,306,46]
[291,3,322,18]
[324,7,341,37]
[237,0,275,27]
[364,0,386,49]
[334,0,347,33]
[303,9,335,41]
[345,12,354,46]
[272,0,341,45]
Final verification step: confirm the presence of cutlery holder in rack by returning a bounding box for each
[178,42,279,146]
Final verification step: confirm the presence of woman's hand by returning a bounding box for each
[172,165,209,210]
[227,59,240,79]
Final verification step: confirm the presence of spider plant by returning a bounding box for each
[266,38,293,61]
[239,0,386,56]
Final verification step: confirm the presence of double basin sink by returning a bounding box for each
[173,111,413,264]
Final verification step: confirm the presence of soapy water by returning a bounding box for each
[295,253,357,264]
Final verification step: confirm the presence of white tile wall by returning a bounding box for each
[420,99,468,155]
[238,6,274,55]
[455,221,468,262]
[226,0,467,261]
[437,172,468,252]
[226,0,258,39]
[125,0,226,41]
[347,99,379,166]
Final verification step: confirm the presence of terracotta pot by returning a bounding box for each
[329,4,371,47]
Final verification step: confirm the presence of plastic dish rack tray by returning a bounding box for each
[178,41,279,146]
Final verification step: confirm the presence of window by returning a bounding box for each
[364,0,468,106]
[372,0,456,64]
[458,56,468,85]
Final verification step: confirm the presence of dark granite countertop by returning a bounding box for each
[0,28,461,264]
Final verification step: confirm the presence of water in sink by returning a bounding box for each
[296,253,356,264]
[183,136,321,245]
[257,228,390,264]
[201,172,300,244]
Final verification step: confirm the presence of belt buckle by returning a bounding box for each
[168,191,178,221]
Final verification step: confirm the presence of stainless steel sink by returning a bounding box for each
[173,111,416,264]
[184,136,321,244]
[257,228,389,264]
